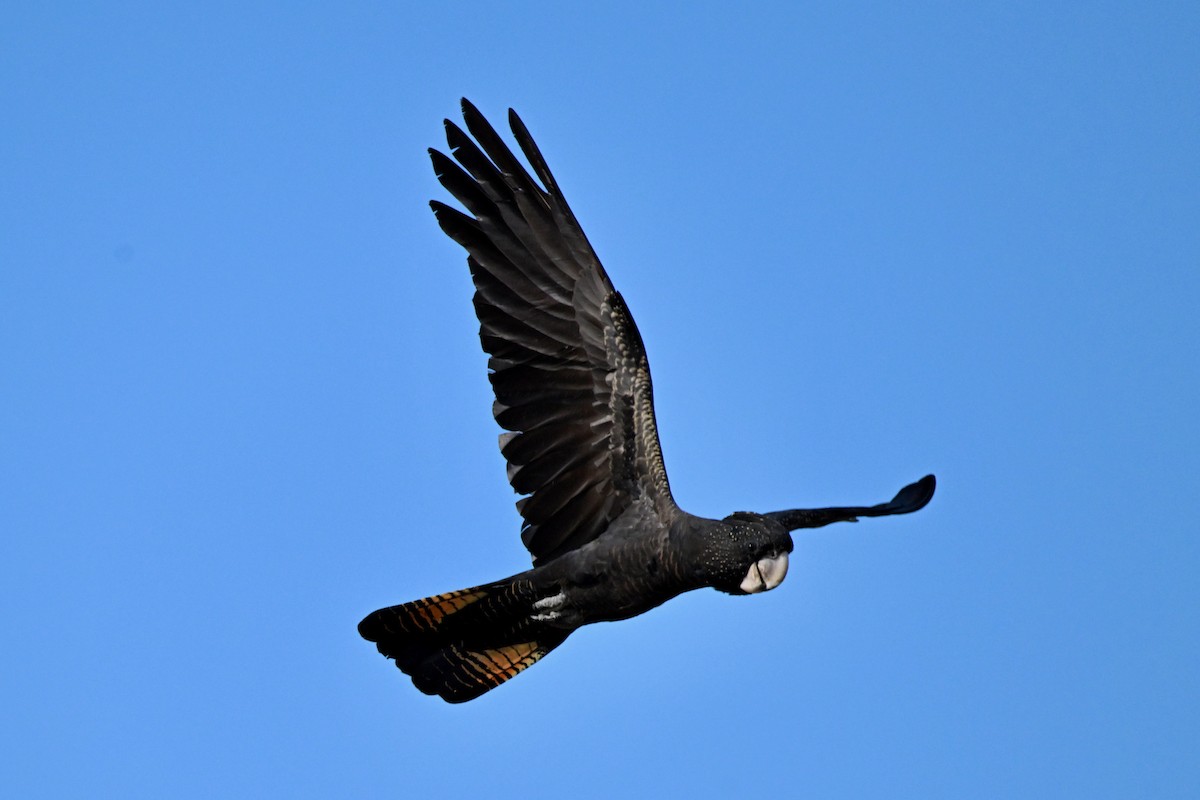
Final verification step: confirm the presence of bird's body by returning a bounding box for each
[359,100,935,703]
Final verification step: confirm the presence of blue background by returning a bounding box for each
[3,3,1197,797]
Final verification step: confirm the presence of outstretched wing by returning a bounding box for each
[430,99,678,566]
[765,475,937,531]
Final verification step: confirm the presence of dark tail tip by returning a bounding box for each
[358,610,383,643]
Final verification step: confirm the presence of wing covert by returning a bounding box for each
[430,99,678,565]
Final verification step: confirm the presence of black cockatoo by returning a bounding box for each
[358,100,936,703]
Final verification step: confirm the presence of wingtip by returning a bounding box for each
[460,97,486,128]
[892,474,936,514]
[427,146,444,171]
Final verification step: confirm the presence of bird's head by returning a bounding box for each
[700,512,795,595]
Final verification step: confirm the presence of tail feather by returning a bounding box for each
[360,587,489,638]
[411,634,569,703]
[359,579,572,703]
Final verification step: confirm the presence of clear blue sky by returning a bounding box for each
[3,3,1198,797]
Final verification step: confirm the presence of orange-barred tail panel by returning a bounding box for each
[369,588,489,635]
[413,633,570,703]
[358,580,572,703]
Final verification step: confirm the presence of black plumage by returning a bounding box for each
[358,100,936,703]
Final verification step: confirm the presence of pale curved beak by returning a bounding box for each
[739,552,789,594]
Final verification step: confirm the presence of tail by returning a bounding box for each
[358,577,572,703]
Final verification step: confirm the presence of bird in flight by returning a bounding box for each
[359,100,936,703]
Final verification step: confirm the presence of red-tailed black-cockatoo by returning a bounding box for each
[358,100,936,703]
